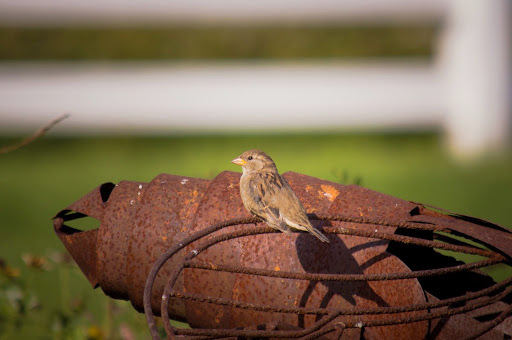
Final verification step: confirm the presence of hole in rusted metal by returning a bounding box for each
[409,206,421,216]
[56,210,100,232]
[100,182,116,202]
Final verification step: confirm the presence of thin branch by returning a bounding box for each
[0,113,70,154]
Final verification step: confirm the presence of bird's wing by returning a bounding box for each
[276,176,313,228]
[278,178,331,243]
[247,172,291,234]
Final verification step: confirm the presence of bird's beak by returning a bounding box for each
[231,157,246,166]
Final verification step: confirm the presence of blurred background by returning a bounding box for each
[1,1,511,339]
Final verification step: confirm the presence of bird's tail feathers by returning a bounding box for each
[284,218,330,243]
[309,227,330,243]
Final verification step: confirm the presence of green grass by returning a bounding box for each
[0,25,435,60]
[1,132,511,338]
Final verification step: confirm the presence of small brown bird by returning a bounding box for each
[231,150,330,243]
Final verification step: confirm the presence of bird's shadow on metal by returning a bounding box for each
[295,224,390,328]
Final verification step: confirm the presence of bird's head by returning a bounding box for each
[231,150,277,173]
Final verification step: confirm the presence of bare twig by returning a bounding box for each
[0,113,70,154]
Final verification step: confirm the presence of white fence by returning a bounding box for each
[0,0,509,156]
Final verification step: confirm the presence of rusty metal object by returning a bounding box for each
[53,171,512,339]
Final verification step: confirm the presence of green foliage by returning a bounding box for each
[0,25,435,60]
[0,253,160,340]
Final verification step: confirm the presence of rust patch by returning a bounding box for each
[320,184,340,202]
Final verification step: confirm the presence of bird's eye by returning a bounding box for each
[247,156,253,160]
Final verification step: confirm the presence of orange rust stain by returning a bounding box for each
[161,236,168,242]
[305,185,314,192]
[274,265,281,271]
[319,184,340,202]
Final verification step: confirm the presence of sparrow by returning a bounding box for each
[231,150,330,243]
